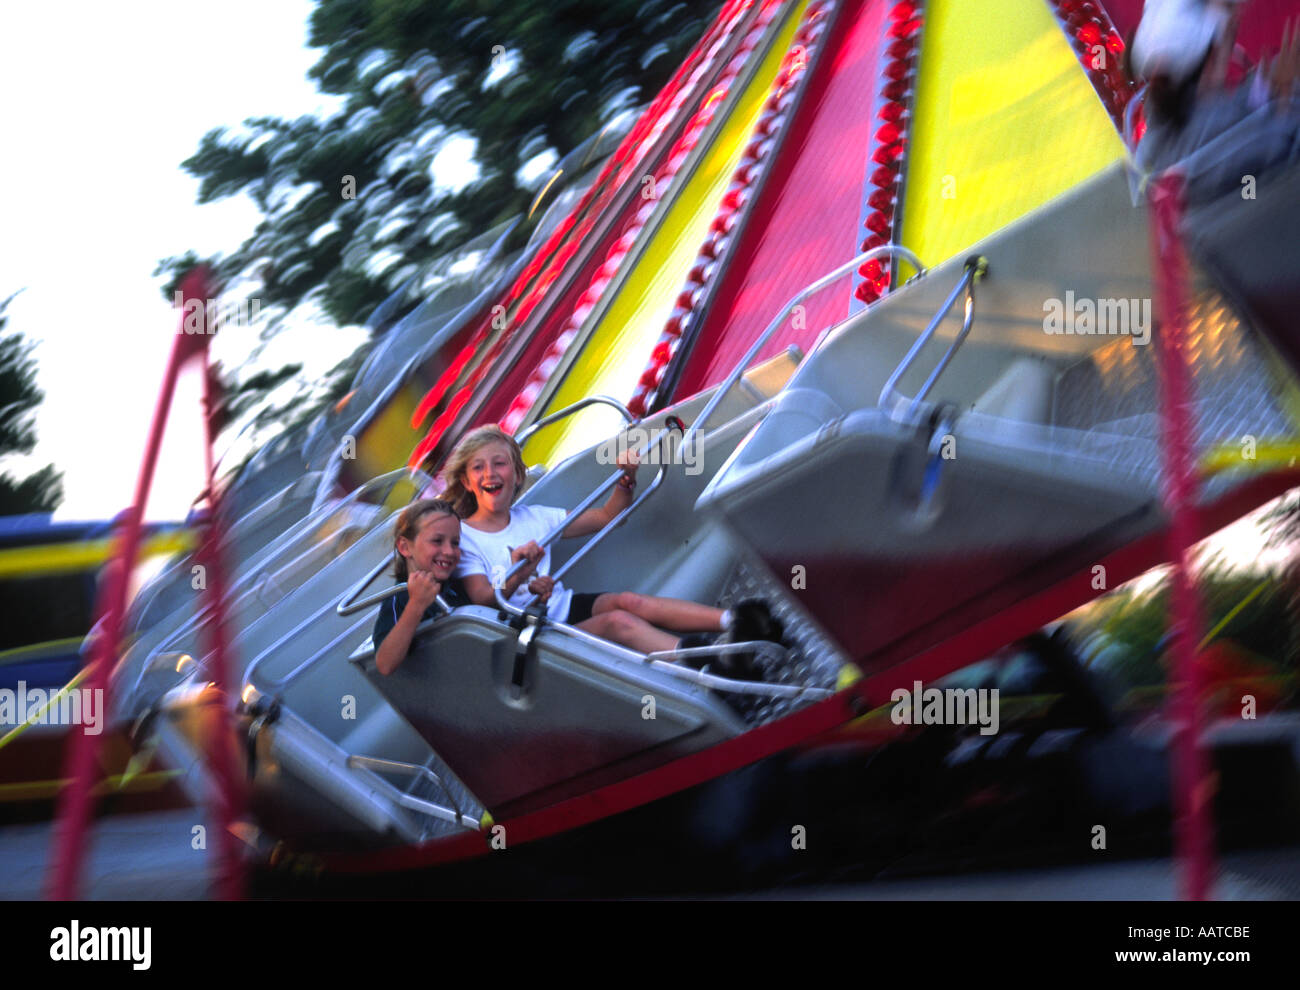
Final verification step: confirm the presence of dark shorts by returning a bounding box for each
[566,591,606,625]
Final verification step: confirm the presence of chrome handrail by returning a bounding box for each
[681,244,928,455]
[345,754,480,831]
[130,467,431,699]
[492,390,781,620]
[551,466,666,585]
[492,446,672,619]
[878,255,988,423]
[515,395,635,447]
[336,554,451,617]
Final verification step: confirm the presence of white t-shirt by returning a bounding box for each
[455,504,574,621]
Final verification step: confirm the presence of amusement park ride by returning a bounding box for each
[31,0,1300,897]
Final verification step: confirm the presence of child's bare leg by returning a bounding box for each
[576,609,680,654]
[591,591,725,633]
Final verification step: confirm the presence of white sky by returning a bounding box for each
[0,0,355,522]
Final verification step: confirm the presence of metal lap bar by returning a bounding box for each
[133,466,432,695]
[682,244,928,455]
[550,464,666,584]
[643,641,834,700]
[514,395,634,447]
[336,554,451,618]
[249,556,450,693]
[345,754,481,832]
[492,444,671,618]
[878,255,988,423]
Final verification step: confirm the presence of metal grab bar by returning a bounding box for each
[878,255,988,423]
[129,466,434,700]
[345,754,480,831]
[681,243,928,455]
[491,248,934,620]
[336,554,451,618]
[242,529,451,694]
[492,439,673,618]
[552,466,665,585]
[491,396,778,620]
[515,395,634,447]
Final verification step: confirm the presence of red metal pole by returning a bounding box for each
[47,272,205,899]
[49,267,246,900]
[1148,172,1215,901]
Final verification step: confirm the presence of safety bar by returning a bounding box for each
[248,557,448,695]
[643,642,835,700]
[345,754,480,831]
[493,394,779,620]
[553,460,671,584]
[336,554,451,617]
[131,467,432,698]
[515,395,635,447]
[682,244,928,454]
[878,255,988,423]
[492,434,673,618]
[241,557,452,693]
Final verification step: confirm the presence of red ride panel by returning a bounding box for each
[672,0,889,400]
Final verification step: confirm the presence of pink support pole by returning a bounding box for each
[1148,172,1215,901]
[48,267,245,900]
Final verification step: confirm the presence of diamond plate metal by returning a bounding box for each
[1054,272,1297,487]
[714,550,854,726]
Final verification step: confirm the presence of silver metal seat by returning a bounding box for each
[351,607,747,818]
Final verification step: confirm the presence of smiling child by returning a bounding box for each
[373,499,471,675]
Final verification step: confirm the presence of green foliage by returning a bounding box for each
[0,465,63,516]
[159,2,719,324]
[158,0,722,463]
[0,296,63,514]
[1075,555,1299,689]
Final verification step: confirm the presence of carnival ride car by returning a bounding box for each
[46,0,1300,891]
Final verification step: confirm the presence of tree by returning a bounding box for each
[156,1,723,456]
[0,295,63,514]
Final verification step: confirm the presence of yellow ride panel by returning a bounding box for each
[901,0,1125,278]
[522,3,808,466]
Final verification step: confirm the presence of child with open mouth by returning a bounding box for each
[372,498,471,675]
[440,425,779,673]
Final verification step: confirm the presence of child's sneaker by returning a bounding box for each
[728,598,785,648]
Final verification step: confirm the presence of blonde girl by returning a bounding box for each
[442,425,772,657]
